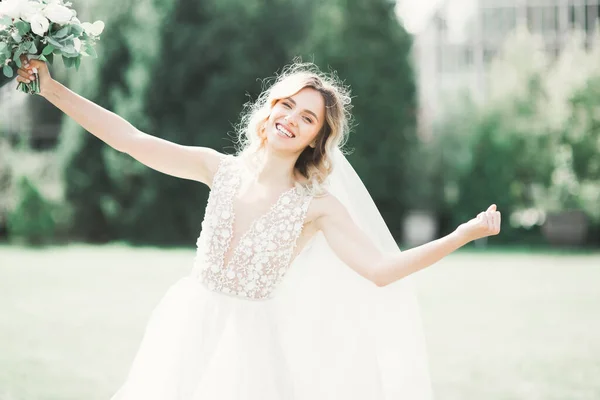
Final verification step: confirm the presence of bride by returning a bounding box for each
[17,56,500,399]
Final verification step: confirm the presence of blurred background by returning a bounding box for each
[0,0,599,399]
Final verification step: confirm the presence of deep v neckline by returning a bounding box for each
[221,162,298,270]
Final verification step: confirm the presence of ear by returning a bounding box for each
[309,141,316,149]
[259,121,267,138]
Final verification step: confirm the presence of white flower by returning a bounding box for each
[20,1,45,23]
[43,3,72,24]
[0,0,25,19]
[81,20,104,36]
[72,37,81,52]
[29,13,49,35]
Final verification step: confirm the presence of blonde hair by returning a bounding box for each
[234,61,353,192]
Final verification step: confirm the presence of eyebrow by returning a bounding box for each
[286,98,320,122]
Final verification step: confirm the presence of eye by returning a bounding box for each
[282,101,292,109]
[303,116,313,124]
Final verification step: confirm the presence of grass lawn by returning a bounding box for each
[0,244,599,400]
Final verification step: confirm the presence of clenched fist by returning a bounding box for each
[455,204,502,242]
[16,55,52,96]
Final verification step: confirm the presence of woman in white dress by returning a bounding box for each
[17,57,501,399]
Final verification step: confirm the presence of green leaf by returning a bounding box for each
[15,21,31,36]
[0,16,11,27]
[74,56,81,71]
[1,46,10,59]
[42,44,55,55]
[2,64,13,78]
[46,52,54,65]
[11,32,22,43]
[62,56,74,68]
[61,45,78,57]
[14,53,23,68]
[28,41,37,54]
[46,37,63,48]
[54,26,70,39]
[83,42,97,58]
[17,41,28,53]
[70,24,84,37]
[0,43,7,52]
[14,42,28,66]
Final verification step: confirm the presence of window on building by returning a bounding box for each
[541,6,560,36]
[585,4,600,34]
[569,3,585,31]
[527,5,544,34]
[483,47,497,64]
[463,47,474,67]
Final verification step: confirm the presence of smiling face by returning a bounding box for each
[237,66,352,188]
[264,87,326,154]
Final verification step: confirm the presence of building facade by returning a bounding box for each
[414,0,600,138]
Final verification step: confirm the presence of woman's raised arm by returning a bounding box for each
[19,56,224,186]
[313,193,501,286]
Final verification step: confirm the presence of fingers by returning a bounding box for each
[20,55,31,70]
[484,209,501,235]
[476,207,502,236]
[485,210,495,231]
[494,211,502,233]
[16,55,41,84]
[16,68,35,84]
[19,55,43,71]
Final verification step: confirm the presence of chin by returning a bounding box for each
[265,131,305,153]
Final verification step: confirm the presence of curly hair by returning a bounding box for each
[234,61,353,192]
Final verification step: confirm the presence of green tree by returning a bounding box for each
[7,176,56,245]
[61,0,311,244]
[299,0,417,239]
[57,0,175,243]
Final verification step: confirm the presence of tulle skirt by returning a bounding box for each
[110,276,297,399]
[110,240,433,400]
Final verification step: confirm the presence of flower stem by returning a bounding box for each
[15,71,40,95]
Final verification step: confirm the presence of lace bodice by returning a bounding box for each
[191,155,313,300]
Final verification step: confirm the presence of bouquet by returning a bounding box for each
[0,0,104,94]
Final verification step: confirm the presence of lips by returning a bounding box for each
[275,122,295,138]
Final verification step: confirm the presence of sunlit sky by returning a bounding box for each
[396,0,440,33]
[396,0,476,33]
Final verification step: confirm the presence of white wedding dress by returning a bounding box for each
[110,154,434,400]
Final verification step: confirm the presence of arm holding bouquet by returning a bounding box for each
[0,0,104,93]
[3,0,223,185]
[17,57,222,186]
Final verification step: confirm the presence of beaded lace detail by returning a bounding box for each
[192,155,312,300]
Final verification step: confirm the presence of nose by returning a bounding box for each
[284,113,298,126]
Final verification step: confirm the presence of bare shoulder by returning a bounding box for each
[202,148,229,187]
[305,190,348,226]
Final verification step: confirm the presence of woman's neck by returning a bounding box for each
[248,149,299,189]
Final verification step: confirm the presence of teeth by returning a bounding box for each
[276,124,294,138]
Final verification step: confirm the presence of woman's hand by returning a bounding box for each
[455,204,502,242]
[16,55,53,96]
